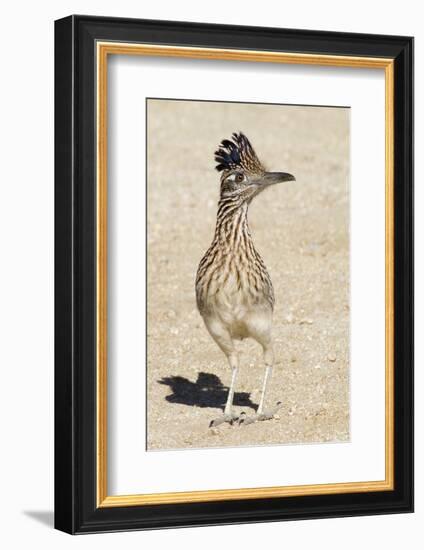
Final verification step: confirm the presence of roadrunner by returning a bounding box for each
[195,132,295,427]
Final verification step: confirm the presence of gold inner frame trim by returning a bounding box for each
[96,42,395,508]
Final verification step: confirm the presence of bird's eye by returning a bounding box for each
[235,173,244,183]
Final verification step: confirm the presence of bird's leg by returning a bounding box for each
[224,364,238,416]
[257,365,273,416]
[241,344,282,426]
[209,352,240,428]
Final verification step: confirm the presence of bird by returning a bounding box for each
[195,132,295,427]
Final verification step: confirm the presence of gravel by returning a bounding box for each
[146,99,350,451]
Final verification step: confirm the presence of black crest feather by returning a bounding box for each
[214,132,264,174]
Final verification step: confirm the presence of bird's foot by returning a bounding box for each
[240,402,282,426]
[209,412,240,428]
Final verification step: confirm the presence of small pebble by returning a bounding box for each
[314,364,321,369]
[274,414,281,420]
[299,318,314,325]
[210,428,220,436]
[328,353,337,362]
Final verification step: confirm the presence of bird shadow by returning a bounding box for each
[158,372,258,412]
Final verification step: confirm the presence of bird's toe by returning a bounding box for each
[240,402,283,426]
[239,414,258,426]
[260,401,283,420]
[209,412,239,428]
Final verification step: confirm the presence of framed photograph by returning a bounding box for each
[54,15,413,534]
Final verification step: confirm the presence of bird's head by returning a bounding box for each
[215,132,295,203]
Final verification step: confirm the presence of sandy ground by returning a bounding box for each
[146,99,350,451]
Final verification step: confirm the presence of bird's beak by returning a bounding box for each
[261,171,296,185]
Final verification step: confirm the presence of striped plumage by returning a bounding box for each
[195,132,295,427]
[195,187,275,322]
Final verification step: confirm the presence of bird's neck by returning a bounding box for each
[214,196,251,250]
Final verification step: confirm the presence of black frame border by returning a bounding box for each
[54,15,414,534]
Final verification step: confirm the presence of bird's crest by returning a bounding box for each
[214,132,265,175]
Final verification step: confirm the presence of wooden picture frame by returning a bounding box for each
[54,15,413,534]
